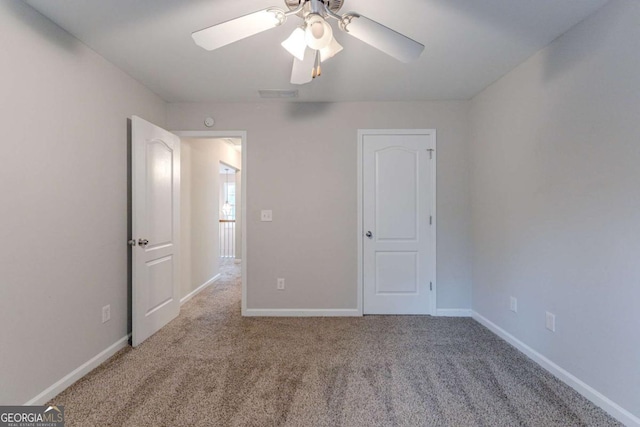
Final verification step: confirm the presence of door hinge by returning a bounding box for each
[427,149,434,159]
[430,282,433,291]
[430,215,433,225]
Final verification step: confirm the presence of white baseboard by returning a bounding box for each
[243,308,361,317]
[24,335,130,406]
[472,312,639,427]
[244,308,472,318]
[436,308,472,317]
[180,274,221,305]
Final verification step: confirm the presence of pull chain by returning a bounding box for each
[312,50,322,79]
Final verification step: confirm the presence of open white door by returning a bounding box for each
[361,130,436,315]
[131,116,180,347]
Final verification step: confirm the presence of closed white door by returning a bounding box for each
[362,130,435,315]
[131,116,181,347]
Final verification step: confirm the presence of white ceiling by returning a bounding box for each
[223,138,242,152]
[24,0,607,103]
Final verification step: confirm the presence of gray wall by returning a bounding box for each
[0,1,166,404]
[180,138,241,300]
[469,0,640,418]
[168,101,473,311]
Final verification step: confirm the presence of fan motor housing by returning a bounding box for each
[284,0,344,17]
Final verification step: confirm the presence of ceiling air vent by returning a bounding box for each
[258,89,299,99]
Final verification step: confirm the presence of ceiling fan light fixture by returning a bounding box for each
[304,14,333,50]
[320,37,343,62]
[193,1,425,85]
[281,27,307,61]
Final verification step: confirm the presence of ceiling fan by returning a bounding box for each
[192,0,425,85]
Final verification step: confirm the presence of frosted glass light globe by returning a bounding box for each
[305,14,333,50]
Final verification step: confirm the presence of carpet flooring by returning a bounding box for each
[49,262,620,426]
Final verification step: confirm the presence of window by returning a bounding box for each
[223,182,236,219]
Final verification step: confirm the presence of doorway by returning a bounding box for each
[173,131,247,314]
[357,129,437,315]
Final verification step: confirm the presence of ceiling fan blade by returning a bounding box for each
[340,14,424,63]
[291,48,315,85]
[192,8,285,51]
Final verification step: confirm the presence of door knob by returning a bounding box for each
[138,238,149,247]
[366,231,373,239]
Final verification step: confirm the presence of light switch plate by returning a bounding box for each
[261,210,273,222]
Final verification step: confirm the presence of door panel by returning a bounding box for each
[132,116,180,347]
[146,141,174,246]
[145,255,174,315]
[375,252,418,294]
[362,131,435,315]
[376,147,419,241]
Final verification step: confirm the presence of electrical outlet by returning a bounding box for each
[546,312,556,332]
[277,278,285,290]
[102,305,111,323]
[510,297,518,313]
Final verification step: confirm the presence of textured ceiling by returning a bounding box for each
[25,0,607,102]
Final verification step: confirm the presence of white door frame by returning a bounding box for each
[357,129,437,316]
[172,130,248,315]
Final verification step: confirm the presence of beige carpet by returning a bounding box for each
[49,262,619,426]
